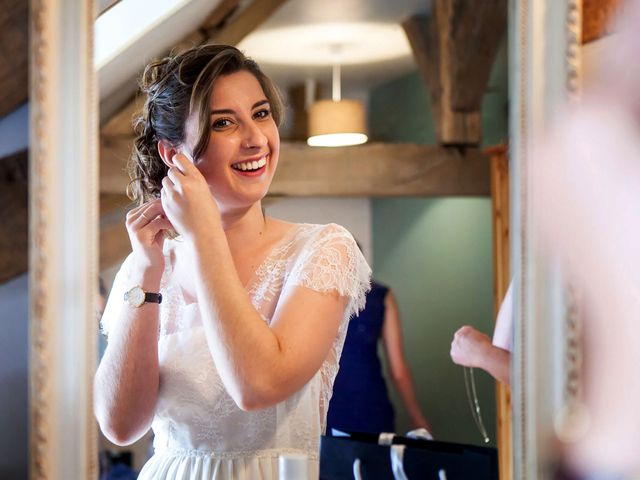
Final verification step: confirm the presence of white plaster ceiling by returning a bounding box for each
[238,0,431,92]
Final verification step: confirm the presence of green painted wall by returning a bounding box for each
[368,41,508,446]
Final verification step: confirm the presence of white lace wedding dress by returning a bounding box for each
[101,223,371,480]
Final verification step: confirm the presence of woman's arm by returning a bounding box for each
[450,326,511,385]
[160,155,368,411]
[381,290,432,431]
[161,154,366,411]
[94,200,170,445]
[191,227,348,411]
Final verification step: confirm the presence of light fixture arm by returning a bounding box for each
[332,62,341,102]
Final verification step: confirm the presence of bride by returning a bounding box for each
[94,44,370,480]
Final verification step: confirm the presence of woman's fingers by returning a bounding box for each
[127,200,158,224]
[148,215,173,234]
[127,200,164,228]
[161,176,176,200]
[172,152,194,175]
[166,167,184,192]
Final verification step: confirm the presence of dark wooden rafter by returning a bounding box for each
[286,82,322,141]
[172,0,242,53]
[0,151,28,283]
[97,0,122,17]
[287,84,310,142]
[207,0,288,45]
[0,0,28,119]
[0,150,133,279]
[403,0,507,146]
[582,0,623,44]
[99,193,133,270]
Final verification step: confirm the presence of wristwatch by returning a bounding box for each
[124,285,163,308]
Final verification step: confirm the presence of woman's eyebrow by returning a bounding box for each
[210,99,270,116]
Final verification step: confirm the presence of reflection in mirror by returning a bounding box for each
[24,0,640,478]
[93,1,507,479]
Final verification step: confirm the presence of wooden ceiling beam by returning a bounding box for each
[403,0,507,146]
[582,0,622,44]
[0,155,134,279]
[99,193,133,270]
[271,143,490,197]
[0,0,28,119]
[200,0,241,33]
[0,150,28,283]
[207,0,288,45]
[172,0,241,53]
[97,0,122,17]
[100,136,490,197]
[286,82,322,141]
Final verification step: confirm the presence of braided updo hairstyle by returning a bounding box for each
[128,44,284,205]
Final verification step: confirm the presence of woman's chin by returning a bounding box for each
[216,189,270,213]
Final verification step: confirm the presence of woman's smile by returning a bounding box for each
[230,153,269,176]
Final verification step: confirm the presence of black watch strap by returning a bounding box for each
[145,292,162,304]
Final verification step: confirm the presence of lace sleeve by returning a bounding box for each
[99,254,133,338]
[287,224,371,320]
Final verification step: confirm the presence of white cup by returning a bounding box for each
[278,452,309,480]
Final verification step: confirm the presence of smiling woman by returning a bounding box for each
[93,44,371,480]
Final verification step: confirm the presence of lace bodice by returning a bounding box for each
[100,223,371,479]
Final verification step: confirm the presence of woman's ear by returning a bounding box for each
[157,140,178,168]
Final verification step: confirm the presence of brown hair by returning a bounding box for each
[128,44,284,204]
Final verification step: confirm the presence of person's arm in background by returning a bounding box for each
[450,280,513,385]
[450,326,511,385]
[381,290,433,433]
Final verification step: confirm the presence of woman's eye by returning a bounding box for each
[212,118,233,129]
[254,109,271,120]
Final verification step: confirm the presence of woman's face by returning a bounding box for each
[183,70,280,211]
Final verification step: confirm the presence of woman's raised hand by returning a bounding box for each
[125,198,173,272]
[160,153,221,241]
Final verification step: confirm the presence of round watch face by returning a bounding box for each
[127,286,145,308]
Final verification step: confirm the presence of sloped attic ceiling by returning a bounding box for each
[97,0,230,121]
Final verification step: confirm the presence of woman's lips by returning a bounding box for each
[230,154,268,176]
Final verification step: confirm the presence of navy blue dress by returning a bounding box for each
[326,281,395,434]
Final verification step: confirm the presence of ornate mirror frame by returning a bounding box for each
[29,0,98,478]
[26,0,587,478]
[510,0,582,478]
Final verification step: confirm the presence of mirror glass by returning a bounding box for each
[93,0,507,475]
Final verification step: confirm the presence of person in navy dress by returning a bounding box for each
[327,281,431,435]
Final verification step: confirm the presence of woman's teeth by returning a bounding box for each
[232,157,267,171]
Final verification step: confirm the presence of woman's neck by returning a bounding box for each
[220,202,268,251]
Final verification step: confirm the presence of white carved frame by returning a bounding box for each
[510,0,582,478]
[29,0,98,478]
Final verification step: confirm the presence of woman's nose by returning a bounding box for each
[242,122,268,149]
